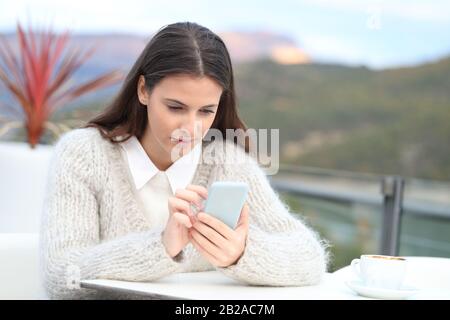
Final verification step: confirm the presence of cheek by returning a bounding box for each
[200,116,215,136]
[148,107,176,136]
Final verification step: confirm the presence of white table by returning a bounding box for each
[332,256,450,300]
[80,256,450,300]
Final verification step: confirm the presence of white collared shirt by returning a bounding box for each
[119,136,202,228]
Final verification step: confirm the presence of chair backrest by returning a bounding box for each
[0,233,48,299]
[0,142,54,233]
[0,141,53,299]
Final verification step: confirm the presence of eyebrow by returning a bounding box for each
[163,98,217,109]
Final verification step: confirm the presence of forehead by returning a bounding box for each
[153,74,223,101]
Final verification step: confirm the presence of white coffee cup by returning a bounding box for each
[351,254,407,290]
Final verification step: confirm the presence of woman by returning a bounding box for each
[39,22,330,300]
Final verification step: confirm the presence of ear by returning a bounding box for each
[137,75,150,106]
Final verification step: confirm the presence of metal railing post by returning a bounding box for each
[380,176,405,256]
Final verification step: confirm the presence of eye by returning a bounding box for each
[201,109,215,114]
[168,105,183,111]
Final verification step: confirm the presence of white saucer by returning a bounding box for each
[346,280,420,300]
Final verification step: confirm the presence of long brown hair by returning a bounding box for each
[84,21,249,151]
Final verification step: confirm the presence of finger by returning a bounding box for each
[173,212,192,228]
[237,203,250,227]
[168,196,193,217]
[189,234,222,266]
[197,212,234,240]
[186,184,208,199]
[190,229,223,259]
[175,188,205,208]
[192,220,228,249]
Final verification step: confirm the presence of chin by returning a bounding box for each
[168,141,191,159]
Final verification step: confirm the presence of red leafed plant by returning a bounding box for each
[0,22,123,148]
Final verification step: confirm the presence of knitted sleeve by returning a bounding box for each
[39,130,183,300]
[212,140,331,286]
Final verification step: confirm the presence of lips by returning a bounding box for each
[171,137,192,143]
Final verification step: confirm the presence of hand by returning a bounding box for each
[162,184,208,258]
[188,203,249,267]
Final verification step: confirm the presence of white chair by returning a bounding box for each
[0,141,53,299]
[0,233,47,299]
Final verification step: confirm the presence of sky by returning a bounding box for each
[1,0,450,69]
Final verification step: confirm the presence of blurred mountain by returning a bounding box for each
[0,30,309,117]
[53,55,450,181]
[219,31,309,64]
[0,30,308,71]
[1,31,449,180]
[233,56,450,180]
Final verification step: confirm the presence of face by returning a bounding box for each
[137,73,223,162]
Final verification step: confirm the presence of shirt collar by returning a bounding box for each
[119,136,202,194]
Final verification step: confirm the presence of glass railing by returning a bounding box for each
[269,165,450,272]
[400,178,450,258]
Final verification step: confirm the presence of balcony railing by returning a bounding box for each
[269,165,450,257]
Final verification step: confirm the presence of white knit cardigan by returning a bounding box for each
[39,127,330,299]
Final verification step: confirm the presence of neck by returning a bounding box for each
[139,129,173,171]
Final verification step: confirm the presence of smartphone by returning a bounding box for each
[202,181,249,229]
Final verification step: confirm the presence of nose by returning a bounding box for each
[179,112,203,140]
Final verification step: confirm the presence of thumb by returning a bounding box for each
[236,203,249,228]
